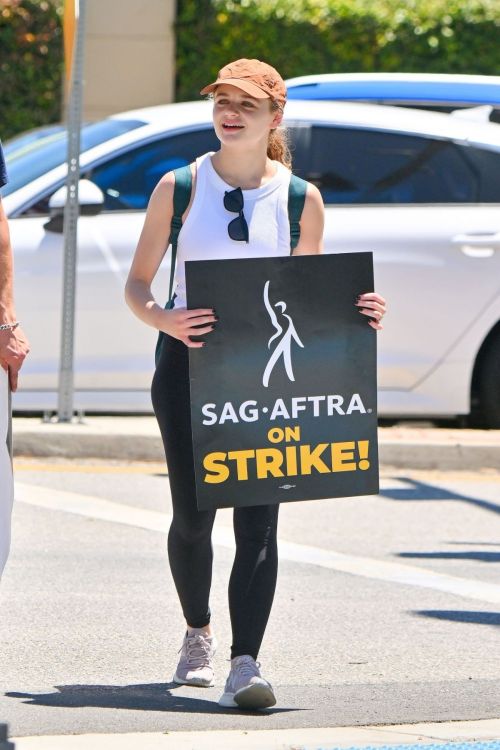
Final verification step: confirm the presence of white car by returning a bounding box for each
[285,72,500,122]
[3,100,500,425]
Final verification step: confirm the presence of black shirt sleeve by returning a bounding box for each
[0,140,8,189]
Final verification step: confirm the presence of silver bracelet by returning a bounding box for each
[0,321,20,331]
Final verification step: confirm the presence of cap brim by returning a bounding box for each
[200,78,270,99]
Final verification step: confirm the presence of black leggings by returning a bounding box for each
[151,333,279,660]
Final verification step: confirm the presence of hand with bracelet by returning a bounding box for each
[0,319,30,391]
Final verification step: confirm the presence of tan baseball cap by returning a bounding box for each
[200,58,287,108]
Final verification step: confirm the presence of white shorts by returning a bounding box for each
[0,366,13,578]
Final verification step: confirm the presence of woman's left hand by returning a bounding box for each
[355,292,387,330]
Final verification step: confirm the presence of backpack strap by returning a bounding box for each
[155,164,192,366]
[288,173,308,252]
[167,164,193,305]
[156,168,306,365]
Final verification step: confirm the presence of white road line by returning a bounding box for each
[15,481,500,606]
[15,482,169,533]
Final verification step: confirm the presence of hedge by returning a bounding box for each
[0,0,63,140]
[175,0,500,101]
[2,0,500,138]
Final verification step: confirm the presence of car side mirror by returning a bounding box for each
[44,179,105,233]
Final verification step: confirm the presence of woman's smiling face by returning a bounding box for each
[212,84,282,147]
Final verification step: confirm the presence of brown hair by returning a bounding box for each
[268,126,292,170]
[267,100,292,169]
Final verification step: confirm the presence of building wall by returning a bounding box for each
[83,0,176,120]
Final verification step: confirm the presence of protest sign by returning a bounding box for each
[186,253,378,511]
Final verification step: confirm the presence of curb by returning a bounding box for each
[9,720,500,750]
[378,441,500,471]
[14,431,164,462]
[11,419,500,471]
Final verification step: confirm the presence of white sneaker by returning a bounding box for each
[219,654,276,709]
[173,630,217,687]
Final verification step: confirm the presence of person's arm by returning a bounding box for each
[0,198,14,322]
[0,197,29,390]
[292,181,386,329]
[124,172,216,348]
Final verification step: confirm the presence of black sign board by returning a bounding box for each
[186,253,379,511]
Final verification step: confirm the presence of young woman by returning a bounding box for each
[125,58,386,710]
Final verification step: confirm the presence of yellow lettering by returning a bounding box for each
[331,442,356,472]
[285,446,298,475]
[357,440,370,470]
[203,452,229,484]
[228,450,256,481]
[204,438,364,484]
[267,428,285,444]
[300,444,329,474]
[285,426,301,442]
[255,449,285,479]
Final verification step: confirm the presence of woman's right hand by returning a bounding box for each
[158,307,217,348]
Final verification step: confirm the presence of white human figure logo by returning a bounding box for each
[262,280,304,388]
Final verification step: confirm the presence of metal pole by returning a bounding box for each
[57,0,87,422]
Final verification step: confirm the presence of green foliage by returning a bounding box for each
[2,0,500,138]
[175,0,500,101]
[0,0,63,139]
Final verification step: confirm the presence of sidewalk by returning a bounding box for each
[12,416,500,470]
[7,718,500,749]
[6,427,500,749]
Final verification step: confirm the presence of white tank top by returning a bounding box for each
[172,151,292,309]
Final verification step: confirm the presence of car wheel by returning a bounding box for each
[475,335,500,429]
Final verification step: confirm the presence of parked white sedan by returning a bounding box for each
[3,100,500,425]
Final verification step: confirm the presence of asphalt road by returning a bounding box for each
[1,459,500,737]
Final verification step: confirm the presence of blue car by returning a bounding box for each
[285,73,500,122]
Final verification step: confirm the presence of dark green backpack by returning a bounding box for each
[155,164,308,365]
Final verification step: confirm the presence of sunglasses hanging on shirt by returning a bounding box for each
[224,187,249,243]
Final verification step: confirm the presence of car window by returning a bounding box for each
[460,145,500,202]
[84,129,220,210]
[290,126,479,205]
[3,119,145,197]
[4,124,66,156]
